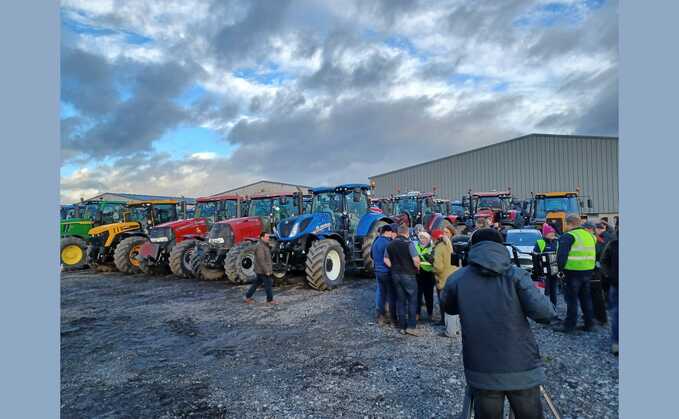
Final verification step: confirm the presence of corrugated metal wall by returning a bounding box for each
[225,182,311,196]
[369,134,619,214]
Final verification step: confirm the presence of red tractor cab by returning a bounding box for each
[469,189,523,228]
[136,194,245,277]
[191,192,305,282]
[392,191,457,234]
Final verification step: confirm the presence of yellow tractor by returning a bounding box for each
[530,189,592,233]
[86,200,182,273]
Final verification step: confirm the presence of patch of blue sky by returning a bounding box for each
[384,35,429,62]
[492,81,509,92]
[153,126,236,160]
[174,85,207,108]
[61,102,78,119]
[233,62,293,86]
[61,12,152,45]
[60,163,80,178]
[513,1,605,28]
[447,73,510,93]
[448,73,488,86]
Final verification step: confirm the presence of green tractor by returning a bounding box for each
[60,200,127,271]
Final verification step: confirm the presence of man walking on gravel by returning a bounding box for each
[244,232,277,305]
[384,224,421,336]
[441,228,556,419]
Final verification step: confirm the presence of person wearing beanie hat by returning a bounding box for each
[440,228,555,417]
[534,223,560,310]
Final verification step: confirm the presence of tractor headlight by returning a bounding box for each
[289,223,299,237]
[209,237,225,244]
[150,236,169,243]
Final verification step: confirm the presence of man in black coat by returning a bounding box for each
[441,229,556,419]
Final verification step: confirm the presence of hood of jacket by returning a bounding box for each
[467,241,512,276]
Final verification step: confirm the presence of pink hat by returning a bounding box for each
[542,223,556,235]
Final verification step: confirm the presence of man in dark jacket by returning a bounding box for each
[371,224,397,325]
[384,224,421,336]
[601,238,619,355]
[557,215,596,333]
[441,228,556,418]
[244,232,277,305]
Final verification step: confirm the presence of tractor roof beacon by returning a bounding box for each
[273,184,394,291]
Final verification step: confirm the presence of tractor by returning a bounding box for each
[529,190,592,233]
[135,194,246,277]
[272,184,394,291]
[370,197,394,216]
[468,190,523,228]
[392,191,457,233]
[60,199,127,271]
[86,200,183,273]
[190,192,305,282]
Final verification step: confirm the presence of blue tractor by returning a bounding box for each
[273,184,394,290]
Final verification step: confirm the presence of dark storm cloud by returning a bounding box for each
[61,48,120,116]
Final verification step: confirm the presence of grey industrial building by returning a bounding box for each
[369,133,618,216]
[212,180,311,197]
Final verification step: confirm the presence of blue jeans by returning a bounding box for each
[375,272,397,321]
[245,274,273,302]
[608,286,619,344]
[563,271,594,330]
[392,273,418,330]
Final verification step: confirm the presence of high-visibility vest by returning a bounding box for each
[536,239,546,253]
[416,243,433,272]
[564,228,596,271]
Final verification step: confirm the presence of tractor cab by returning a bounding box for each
[530,191,589,233]
[393,191,437,228]
[469,190,522,227]
[310,185,370,235]
[302,195,313,213]
[370,197,394,215]
[434,199,450,216]
[247,193,303,233]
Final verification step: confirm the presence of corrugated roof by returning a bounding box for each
[212,179,312,196]
[369,133,618,179]
[89,192,197,204]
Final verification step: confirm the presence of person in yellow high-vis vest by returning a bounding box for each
[556,215,596,333]
[415,232,435,321]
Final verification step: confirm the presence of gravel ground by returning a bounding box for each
[61,271,618,418]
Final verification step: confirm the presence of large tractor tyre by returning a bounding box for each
[225,241,257,284]
[169,240,197,278]
[361,220,388,273]
[114,236,148,274]
[305,239,346,291]
[190,252,225,281]
[60,236,88,271]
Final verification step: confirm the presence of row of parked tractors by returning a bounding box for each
[60,185,590,290]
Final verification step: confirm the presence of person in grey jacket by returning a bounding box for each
[244,232,277,305]
[441,228,556,419]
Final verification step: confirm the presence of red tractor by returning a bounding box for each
[468,189,524,228]
[136,194,247,277]
[190,192,305,282]
[392,191,458,233]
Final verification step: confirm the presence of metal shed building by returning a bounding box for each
[212,180,311,197]
[369,133,618,216]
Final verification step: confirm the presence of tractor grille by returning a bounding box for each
[149,227,172,240]
[208,224,234,248]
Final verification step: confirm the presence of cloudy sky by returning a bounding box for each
[60,0,618,203]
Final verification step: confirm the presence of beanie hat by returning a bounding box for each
[470,228,504,246]
[542,223,556,235]
[431,229,444,242]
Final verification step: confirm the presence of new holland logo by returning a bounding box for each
[313,223,332,233]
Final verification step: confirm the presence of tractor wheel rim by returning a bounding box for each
[61,245,83,265]
[130,244,142,267]
[241,254,254,275]
[325,249,341,281]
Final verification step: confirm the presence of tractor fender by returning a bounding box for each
[446,215,459,225]
[357,213,394,238]
[307,232,348,254]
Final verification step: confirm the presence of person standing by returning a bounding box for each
[432,227,457,326]
[557,215,596,333]
[533,223,559,309]
[244,232,277,305]
[371,224,397,325]
[384,224,421,336]
[590,222,613,324]
[415,231,435,321]
[601,236,619,355]
[441,229,556,418]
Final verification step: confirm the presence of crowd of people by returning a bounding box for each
[370,215,619,418]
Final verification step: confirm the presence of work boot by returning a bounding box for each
[577,324,595,332]
[244,297,255,304]
[267,300,279,305]
[375,314,386,325]
[611,343,619,356]
[556,327,575,334]
[405,328,423,337]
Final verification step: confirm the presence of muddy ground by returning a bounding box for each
[61,271,618,418]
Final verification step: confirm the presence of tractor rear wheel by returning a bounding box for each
[305,239,345,291]
[361,220,388,273]
[225,241,257,284]
[114,236,148,274]
[169,240,197,278]
[60,236,88,271]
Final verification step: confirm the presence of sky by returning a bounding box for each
[60,0,618,203]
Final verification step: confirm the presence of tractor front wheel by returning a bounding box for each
[114,236,148,274]
[305,239,345,291]
[190,251,225,281]
[60,236,88,271]
[169,239,197,278]
[225,241,257,284]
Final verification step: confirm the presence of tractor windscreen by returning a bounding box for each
[195,201,218,219]
[345,191,368,218]
[153,204,178,224]
[477,196,502,209]
[451,204,465,217]
[81,203,100,221]
[248,199,273,217]
[394,197,417,215]
[312,192,342,216]
[534,196,580,219]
